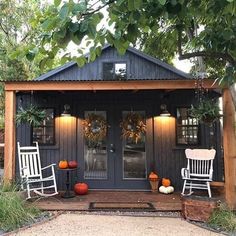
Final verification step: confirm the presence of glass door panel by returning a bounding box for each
[122,111,147,179]
[84,111,108,179]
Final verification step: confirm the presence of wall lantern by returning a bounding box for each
[61,104,71,117]
[160,104,171,117]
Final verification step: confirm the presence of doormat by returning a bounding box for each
[89,202,156,212]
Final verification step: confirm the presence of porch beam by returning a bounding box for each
[4,90,16,182]
[5,79,219,91]
[223,88,236,209]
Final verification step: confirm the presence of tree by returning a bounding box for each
[24,0,236,85]
[0,0,61,120]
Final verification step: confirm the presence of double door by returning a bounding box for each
[80,106,151,189]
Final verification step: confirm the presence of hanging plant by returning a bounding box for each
[190,98,222,124]
[120,112,146,143]
[16,105,46,127]
[82,113,108,145]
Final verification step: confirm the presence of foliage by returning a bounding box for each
[208,204,236,233]
[16,105,46,127]
[189,98,221,123]
[120,112,146,143]
[0,0,62,129]
[0,0,61,80]
[82,113,108,148]
[20,0,236,85]
[0,182,41,232]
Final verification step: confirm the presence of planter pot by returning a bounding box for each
[149,179,159,192]
[181,196,219,222]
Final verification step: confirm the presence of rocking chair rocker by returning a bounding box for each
[181,148,216,198]
[17,142,58,199]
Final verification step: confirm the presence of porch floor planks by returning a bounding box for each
[32,191,183,211]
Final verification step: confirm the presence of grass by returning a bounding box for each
[208,203,236,233]
[0,181,41,232]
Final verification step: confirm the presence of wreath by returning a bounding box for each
[82,113,107,145]
[120,112,146,143]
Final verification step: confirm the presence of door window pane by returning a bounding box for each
[122,111,147,179]
[84,111,108,179]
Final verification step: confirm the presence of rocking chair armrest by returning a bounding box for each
[41,163,56,170]
[181,168,190,178]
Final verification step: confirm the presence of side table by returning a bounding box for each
[58,168,77,198]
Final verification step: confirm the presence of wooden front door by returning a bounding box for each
[80,106,151,190]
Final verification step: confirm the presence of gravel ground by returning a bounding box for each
[10,212,223,236]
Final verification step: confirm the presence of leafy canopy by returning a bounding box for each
[19,0,236,84]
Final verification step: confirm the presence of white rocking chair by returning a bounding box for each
[181,148,216,198]
[17,142,58,199]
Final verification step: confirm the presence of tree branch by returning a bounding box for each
[179,51,236,66]
[177,28,236,66]
[78,0,115,19]
[0,22,14,47]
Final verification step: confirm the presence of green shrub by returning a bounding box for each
[208,204,236,233]
[0,182,41,232]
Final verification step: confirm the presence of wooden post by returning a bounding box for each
[3,90,16,182]
[223,88,236,209]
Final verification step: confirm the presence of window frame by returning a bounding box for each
[175,106,201,146]
[101,60,128,81]
[31,107,56,146]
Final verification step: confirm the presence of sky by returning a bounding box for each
[173,57,192,73]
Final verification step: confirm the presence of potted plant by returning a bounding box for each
[16,105,46,127]
[190,98,222,124]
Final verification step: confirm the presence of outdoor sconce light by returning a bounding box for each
[160,104,171,117]
[61,104,71,117]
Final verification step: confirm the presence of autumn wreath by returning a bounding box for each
[82,113,107,145]
[120,112,146,143]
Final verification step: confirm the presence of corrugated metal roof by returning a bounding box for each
[2,77,194,83]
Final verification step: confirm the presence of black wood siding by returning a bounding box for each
[15,90,224,191]
[44,47,188,81]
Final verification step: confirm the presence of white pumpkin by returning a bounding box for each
[159,185,174,194]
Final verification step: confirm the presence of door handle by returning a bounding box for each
[110,144,115,153]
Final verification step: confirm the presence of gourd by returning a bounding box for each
[162,178,171,187]
[68,160,78,168]
[148,172,158,181]
[59,160,68,169]
[159,186,174,194]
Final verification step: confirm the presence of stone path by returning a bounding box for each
[11,213,223,236]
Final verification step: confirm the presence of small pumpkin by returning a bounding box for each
[59,160,68,169]
[159,186,174,194]
[162,178,171,187]
[148,172,158,181]
[68,160,78,169]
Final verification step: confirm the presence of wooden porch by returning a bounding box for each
[32,189,224,212]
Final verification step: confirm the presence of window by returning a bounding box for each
[176,107,199,145]
[32,108,55,145]
[103,62,127,80]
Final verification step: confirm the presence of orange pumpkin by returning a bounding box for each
[148,172,158,181]
[59,160,68,169]
[162,178,171,187]
[74,183,88,195]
